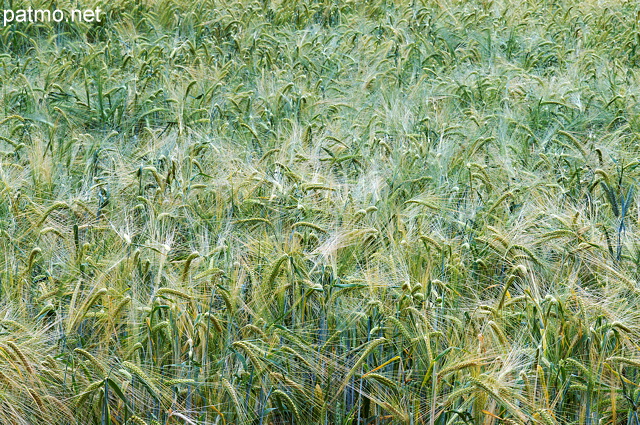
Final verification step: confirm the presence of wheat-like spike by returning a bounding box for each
[0,320,28,332]
[269,372,309,396]
[222,378,244,420]
[75,379,104,408]
[505,244,542,265]
[611,321,632,333]
[320,329,343,351]
[486,193,513,217]
[292,221,328,233]
[201,312,223,332]
[444,385,475,405]
[420,235,442,252]
[27,247,41,271]
[478,304,497,314]
[569,383,588,391]
[501,419,524,425]
[164,378,196,386]
[314,383,324,404]
[156,287,192,300]
[232,341,265,371]
[487,321,508,347]
[127,342,143,359]
[35,289,60,303]
[28,388,44,411]
[470,377,528,422]
[41,367,63,383]
[498,275,518,309]
[74,348,106,376]
[520,371,533,401]
[70,287,108,330]
[607,356,640,367]
[259,148,280,162]
[362,372,398,390]
[44,394,75,420]
[468,162,493,186]
[84,311,107,319]
[267,254,289,289]
[275,326,311,349]
[112,295,131,318]
[38,201,70,225]
[0,370,13,387]
[440,359,483,376]
[272,389,301,422]
[217,289,233,313]
[334,337,386,398]
[535,408,557,425]
[280,346,316,371]
[386,316,413,340]
[151,320,170,335]
[376,399,409,423]
[557,130,587,158]
[540,229,576,241]
[594,168,610,185]
[122,361,166,405]
[537,364,550,406]
[126,415,148,425]
[181,251,200,282]
[241,323,267,340]
[301,183,336,192]
[505,295,527,307]
[234,217,274,227]
[159,351,173,365]
[563,358,594,382]
[78,361,93,380]
[6,341,34,375]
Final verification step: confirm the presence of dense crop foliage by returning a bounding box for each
[1,0,640,423]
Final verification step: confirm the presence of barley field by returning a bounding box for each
[1,0,640,424]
